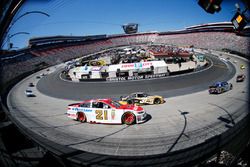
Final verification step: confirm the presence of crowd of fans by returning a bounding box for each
[109,33,156,46]
[148,45,192,57]
[1,31,249,86]
[156,32,250,56]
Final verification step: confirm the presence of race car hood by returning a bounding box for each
[148,95,162,99]
[68,103,80,107]
[119,104,144,111]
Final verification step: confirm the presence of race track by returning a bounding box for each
[36,54,234,100]
[6,51,249,164]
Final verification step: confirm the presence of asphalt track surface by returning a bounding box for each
[37,54,235,100]
[7,51,249,160]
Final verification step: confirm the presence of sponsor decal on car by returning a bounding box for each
[72,108,92,112]
[111,109,115,120]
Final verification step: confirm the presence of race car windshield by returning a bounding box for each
[143,93,150,97]
[111,100,121,108]
[213,83,220,86]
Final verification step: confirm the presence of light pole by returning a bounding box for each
[4,32,30,50]
[9,11,50,29]
[1,11,50,49]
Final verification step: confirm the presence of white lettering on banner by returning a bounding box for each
[127,76,143,80]
[106,77,126,82]
[106,73,169,82]
[145,73,166,79]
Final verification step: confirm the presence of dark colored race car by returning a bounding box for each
[28,82,35,87]
[209,81,233,94]
[236,74,246,82]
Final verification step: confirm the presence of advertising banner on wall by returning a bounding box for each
[106,73,169,82]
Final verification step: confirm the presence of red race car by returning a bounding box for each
[236,74,246,82]
[67,98,148,125]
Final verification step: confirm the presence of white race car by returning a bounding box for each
[25,89,35,97]
[67,99,148,125]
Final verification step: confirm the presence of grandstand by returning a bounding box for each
[28,34,107,47]
[1,22,249,86]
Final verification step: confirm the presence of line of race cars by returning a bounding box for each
[24,72,49,97]
[24,71,246,125]
[21,60,246,125]
[66,93,164,125]
[24,65,246,125]
[67,72,246,125]
[208,74,245,94]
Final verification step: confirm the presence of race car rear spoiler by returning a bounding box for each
[209,86,217,88]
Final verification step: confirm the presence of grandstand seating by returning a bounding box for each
[1,31,249,86]
[156,32,250,56]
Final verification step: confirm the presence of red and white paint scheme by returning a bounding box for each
[67,99,147,125]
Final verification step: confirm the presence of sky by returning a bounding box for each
[3,0,247,49]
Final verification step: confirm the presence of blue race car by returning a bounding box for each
[209,81,233,94]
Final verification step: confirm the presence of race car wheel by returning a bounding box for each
[154,98,161,104]
[127,100,133,104]
[77,112,86,122]
[218,89,221,94]
[122,112,135,125]
[230,84,233,90]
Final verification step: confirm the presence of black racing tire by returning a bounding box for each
[230,84,233,90]
[153,98,161,104]
[127,99,133,104]
[218,89,221,94]
[221,88,224,92]
[77,112,86,123]
[122,112,136,125]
